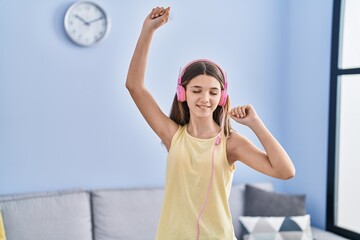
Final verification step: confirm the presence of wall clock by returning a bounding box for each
[64,1,110,47]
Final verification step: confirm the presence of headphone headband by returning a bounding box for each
[177,59,228,88]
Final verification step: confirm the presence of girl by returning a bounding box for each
[126,7,295,240]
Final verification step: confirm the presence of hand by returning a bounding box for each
[87,16,104,24]
[228,104,261,127]
[75,14,89,25]
[142,7,170,33]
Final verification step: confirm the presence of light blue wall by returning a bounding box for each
[0,0,333,229]
[281,0,333,229]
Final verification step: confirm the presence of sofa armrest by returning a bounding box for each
[311,226,349,240]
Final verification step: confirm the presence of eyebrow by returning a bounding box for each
[189,86,220,91]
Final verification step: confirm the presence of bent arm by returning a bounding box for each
[250,119,295,179]
[125,7,177,150]
[227,105,295,180]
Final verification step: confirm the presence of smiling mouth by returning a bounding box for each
[196,105,211,110]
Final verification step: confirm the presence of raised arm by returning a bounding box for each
[227,105,295,180]
[126,7,177,150]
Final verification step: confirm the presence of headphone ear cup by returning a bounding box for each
[218,90,228,106]
[177,85,186,102]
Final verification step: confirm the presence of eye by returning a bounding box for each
[192,90,201,94]
[210,91,219,95]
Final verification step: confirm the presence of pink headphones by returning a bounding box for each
[176,59,228,106]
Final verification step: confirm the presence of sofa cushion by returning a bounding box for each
[0,189,82,202]
[240,214,313,240]
[0,190,92,240]
[229,183,274,239]
[92,187,164,240]
[244,184,306,216]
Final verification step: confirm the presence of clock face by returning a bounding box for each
[64,1,110,47]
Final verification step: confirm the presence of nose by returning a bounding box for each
[199,92,210,103]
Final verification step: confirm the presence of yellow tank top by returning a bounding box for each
[156,125,236,240]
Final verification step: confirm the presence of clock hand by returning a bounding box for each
[75,14,90,25]
[87,16,104,24]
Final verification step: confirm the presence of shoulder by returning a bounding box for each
[227,130,244,148]
[226,130,247,145]
[164,123,182,151]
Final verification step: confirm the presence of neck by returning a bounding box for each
[187,117,221,139]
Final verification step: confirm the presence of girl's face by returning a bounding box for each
[185,74,222,119]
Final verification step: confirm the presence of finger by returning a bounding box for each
[156,8,165,17]
[244,105,251,116]
[229,108,234,117]
[150,7,159,19]
[150,7,160,19]
[231,106,245,118]
[244,106,249,117]
[162,8,170,22]
[239,106,245,118]
[229,107,240,118]
[151,7,166,19]
[229,113,237,121]
[235,107,242,118]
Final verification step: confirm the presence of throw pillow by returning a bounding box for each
[244,184,306,216]
[0,210,6,240]
[239,214,313,240]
